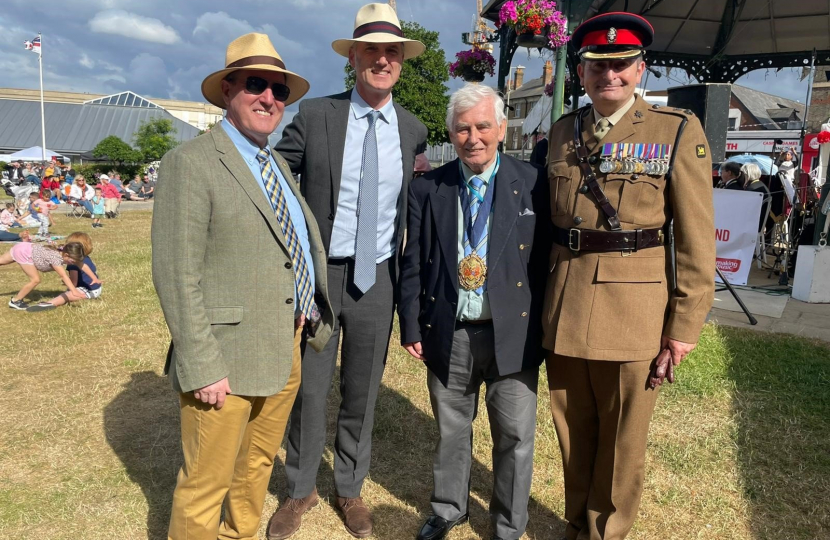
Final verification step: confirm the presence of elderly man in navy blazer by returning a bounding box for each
[398,84,551,540]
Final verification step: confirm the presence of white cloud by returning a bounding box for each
[192,12,307,58]
[89,10,180,44]
[79,53,95,69]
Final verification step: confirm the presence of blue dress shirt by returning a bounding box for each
[221,119,315,312]
[329,88,403,262]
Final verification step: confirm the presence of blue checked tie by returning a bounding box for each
[354,110,380,293]
[256,149,314,318]
[463,176,487,295]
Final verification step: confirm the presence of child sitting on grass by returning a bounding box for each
[28,232,102,312]
[1,203,24,229]
[0,240,85,310]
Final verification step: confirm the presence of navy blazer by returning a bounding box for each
[398,154,551,386]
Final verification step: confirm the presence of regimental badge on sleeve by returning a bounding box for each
[696,145,707,158]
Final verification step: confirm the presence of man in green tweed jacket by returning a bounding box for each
[151,33,333,540]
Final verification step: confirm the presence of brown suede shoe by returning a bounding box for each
[266,489,319,540]
[335,496,373,538]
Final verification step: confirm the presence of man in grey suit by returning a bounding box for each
[399,84,550,540]
[267,4,428,539]
[152,33,333,540]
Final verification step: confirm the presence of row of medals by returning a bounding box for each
[599,158,669,176]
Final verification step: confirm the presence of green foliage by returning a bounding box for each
[0,161,7,171]
[344,21,450,146]
[73,163,143,184]
[133,118,178,162]
[197,121,217,136]
[92,136,143,164]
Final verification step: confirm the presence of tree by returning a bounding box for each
[133,118,178,162]
[92,135,143,164]
[344,21,450,146]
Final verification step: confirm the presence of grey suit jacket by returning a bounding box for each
[275,90,428,290]
[152,126,334,396]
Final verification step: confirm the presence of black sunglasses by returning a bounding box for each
[245,76,291,102]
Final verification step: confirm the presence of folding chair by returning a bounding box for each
[65,199,91,218]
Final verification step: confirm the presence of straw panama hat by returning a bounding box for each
[201,33,310,108]
[331,3,425,59]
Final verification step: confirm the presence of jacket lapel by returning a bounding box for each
[327,93,351,211]
[212,128,289,251]
[487,153,521,272]
[432,160,460,291]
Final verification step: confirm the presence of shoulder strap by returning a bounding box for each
[573,106,621,230]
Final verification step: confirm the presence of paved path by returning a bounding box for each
[708,264,830,344]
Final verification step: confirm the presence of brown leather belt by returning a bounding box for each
[552,225,666,252]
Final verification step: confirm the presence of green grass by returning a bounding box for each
[0,210,828,539]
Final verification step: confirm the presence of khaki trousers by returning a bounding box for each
[104,198,119,214]
[168,328,302,540]
[546,353,659,540]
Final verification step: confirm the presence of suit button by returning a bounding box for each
[517,282,523,287]
[521,312,528,317]
[430,296,435,302]
[284,262,292,269]
[425,324,432,329]
[579,185,589,194]
[327,213,334,220]
[286,298,294,304]
[513,190,519,195]
[588,155,599,165]
[429,258,433,263]
[519,244,526,250]
[573,216,583,225]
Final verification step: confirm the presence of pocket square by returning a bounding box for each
[519,208,535,216]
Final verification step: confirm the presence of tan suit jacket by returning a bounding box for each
[543,94,715,361]
[152,127,334,396]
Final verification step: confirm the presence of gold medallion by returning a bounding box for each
[458,253,487,291]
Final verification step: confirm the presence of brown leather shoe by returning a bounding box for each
[335,496,373,538]
[266,489,319,540]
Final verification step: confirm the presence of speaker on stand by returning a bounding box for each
[667,83,731,164]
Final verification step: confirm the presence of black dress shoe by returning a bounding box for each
[416,514,468,540]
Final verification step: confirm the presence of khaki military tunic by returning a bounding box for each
[543,94,715,360]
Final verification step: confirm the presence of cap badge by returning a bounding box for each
[607,27,617,44]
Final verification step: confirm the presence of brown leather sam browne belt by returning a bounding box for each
[552,225,666,252]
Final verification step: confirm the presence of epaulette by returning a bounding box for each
[648,104,695,118]
[552,104,589,126]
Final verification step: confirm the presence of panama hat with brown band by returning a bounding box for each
[201,33,310,108]
[331,3,425,59]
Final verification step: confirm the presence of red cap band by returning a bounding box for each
[580,28,644,48]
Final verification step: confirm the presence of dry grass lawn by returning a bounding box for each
[1,209,828,539]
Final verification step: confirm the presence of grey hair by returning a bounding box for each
[741,163,761,182]
[446,84,506,132]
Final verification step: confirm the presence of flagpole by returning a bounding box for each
[38,32,46,165]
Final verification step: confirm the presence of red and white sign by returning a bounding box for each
[713,189,764,285]
[724,139,801,154]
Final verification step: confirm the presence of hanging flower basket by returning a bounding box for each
[449,49,496,82]
[497,0,570,50]
[817,131,830,145]
[461,65,486,82]
[516,31,550,49]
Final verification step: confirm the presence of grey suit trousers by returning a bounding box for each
[285,257,395,498]
[427,322,539,540]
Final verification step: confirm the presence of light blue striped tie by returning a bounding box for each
[256,149,314,318]
[463,176,487,295]
[354,110,380,293]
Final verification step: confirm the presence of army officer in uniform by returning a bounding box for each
[543,12,715,540]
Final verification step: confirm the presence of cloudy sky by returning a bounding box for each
[0,0,814,127]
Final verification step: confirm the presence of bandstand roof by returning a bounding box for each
[482,0,830,82]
